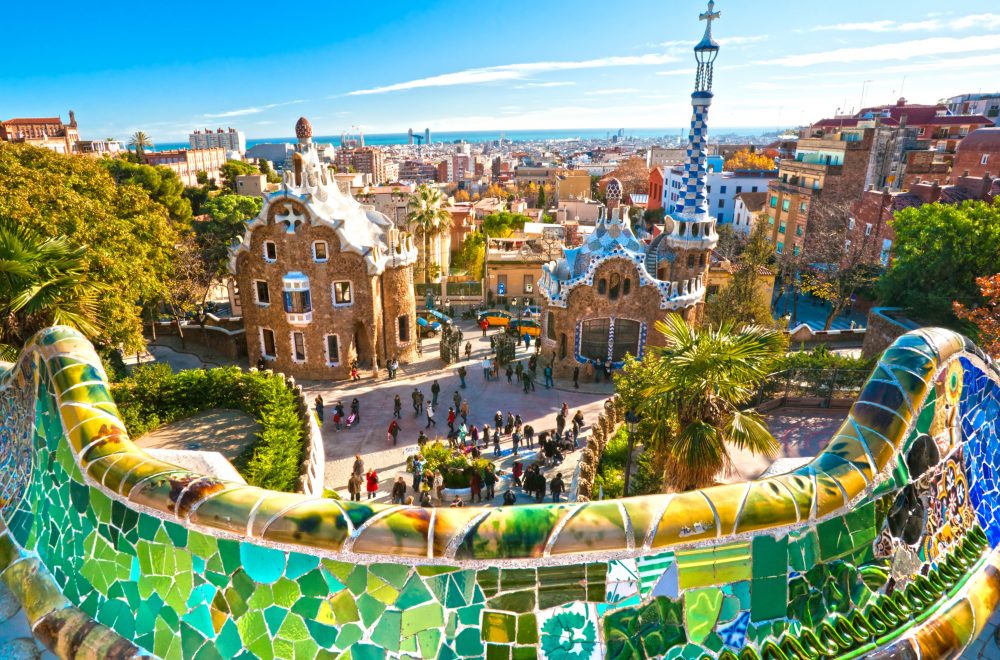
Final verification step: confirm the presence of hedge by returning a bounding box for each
[111,363,304,492]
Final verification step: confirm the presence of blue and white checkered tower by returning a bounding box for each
[666,1,721,249]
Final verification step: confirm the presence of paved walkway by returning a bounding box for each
[299,319,612,505]
[134,409,259,461]
[724,407,848,483]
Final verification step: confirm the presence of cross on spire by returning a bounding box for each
[699,0,721,40]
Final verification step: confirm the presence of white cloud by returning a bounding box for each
[811,13,1000,32]
[760,34,1000,67]
[585,88,640,96]
[203,100,305,118]
[517,81,577,88]
[717,35,770,46]
[344,53,678,95]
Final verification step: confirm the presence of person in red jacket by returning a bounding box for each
[447,407,456,432]
[366,469,379,500]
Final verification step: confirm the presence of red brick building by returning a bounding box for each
[849,173,1000,267]
[951,127,1000,181]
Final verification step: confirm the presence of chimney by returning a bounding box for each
[930,180,942,203]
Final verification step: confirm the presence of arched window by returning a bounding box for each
[580,319,610,360]
[611,319,641,361]
[687,254,695,268]
[597,278,607,295]
[623,278,631,296]
[609,274,621,300]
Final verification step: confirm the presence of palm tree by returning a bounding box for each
[128,131,154,160]
[0,220,105,360]
[406,185,451,284]
[641,313,784,491]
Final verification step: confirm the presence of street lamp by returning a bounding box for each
[623,410,641,497]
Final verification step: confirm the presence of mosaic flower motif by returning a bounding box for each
[539,604,598,660]
[943,361,963,406]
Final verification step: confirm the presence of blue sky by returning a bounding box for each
[2,0,999,141]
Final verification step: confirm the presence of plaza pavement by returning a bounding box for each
[298,319,615,506]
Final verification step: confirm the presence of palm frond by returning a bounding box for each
[724,410,779,457]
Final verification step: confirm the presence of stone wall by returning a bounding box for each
[575,394,624,501]
[786,323,866,347]
[149,321,247,359]
[862,306,921,358]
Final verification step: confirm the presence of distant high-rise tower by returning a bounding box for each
[424,128,431,144]
[408,128,414,145]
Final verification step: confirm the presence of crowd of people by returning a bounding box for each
[311,315,602,508]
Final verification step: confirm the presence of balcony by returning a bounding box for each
[286,312,313,325]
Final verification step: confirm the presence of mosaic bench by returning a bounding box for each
[1,325,999,659]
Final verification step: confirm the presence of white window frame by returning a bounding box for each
[253,279,270,306]
[263,240,277,263]
[312,241,329,262]
[848,218,856,231]
[982,154,990,166]
[844,239,852,253]
[291,331,307,363]
[332,281,353,307]
[324,334,340,366]
[865,223,873,236]
[260,328,277,360]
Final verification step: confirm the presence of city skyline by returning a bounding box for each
[2,0,1000,141]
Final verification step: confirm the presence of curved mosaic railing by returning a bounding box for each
[1,325,999,658]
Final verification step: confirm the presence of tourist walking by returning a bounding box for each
[465,342,472,361]
[484,465,497,500]
[572,366,580,389]
[350,398,361,423]
[511,461,523,488]
[412,455,424,492]
[512,428,521,455]
[433,470,444,502]
[393,395,402,419]
[391,476,407,504]
[482,357,492,380]
[550,473,565,503]
[493,431,501,457]
[447,407,456,433]
[480,319,489,337]
[505,364,513,383]
[452,390,462,411]
[460,400,469,424]
[515,361,524,384]
[544,364,554,389]
[314,395,324,423]
[352,454,364,480]
[411,388,423,416]
[347,473,361,501]
[457,364,467,388]
[425,402,437,428]
[431,380,441,407]
[469,470,482,504]
[388,419,400,445]
[365,470,379,500]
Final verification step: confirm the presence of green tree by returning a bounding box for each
[705,222,777,328]
[195,195,263,277]
[481,211,530,237]
[407,185,452,283]
[257,159,282,184]
[879,200,1000,326]
[452,232,485,279]
[0,143,178,352]
[101,158,193,225]
[0,220,105,359]
[183,186,210,216]
[219,159,259,193]
[537,184,546,209]
[128,131,154,160]
[641,313,783,491]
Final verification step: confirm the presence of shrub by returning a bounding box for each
[112,364,305,492]
[417,441,496,489]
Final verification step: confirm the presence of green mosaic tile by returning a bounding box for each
[416,565,458,577]
[683,587,723,644]
[239,542,285,584]
[512,646,538,660]
[285,552,319,580]
[371,610,402,652]
[482,611,516,643]
[357,592,387,628]
[397,574,433,609]
[488,589,535,613]
[498,568,536,593]
[401,602,444,638]
[458,603,484,626]
[417,628,442,658]
[486,643,511,660]
[329,589,360,624]
[370,563,410,589]
[516,612,538,645]
[351,643,387,660]
[751,535,788,578]
[264,605,287,636]
[478,567,500,598]
[456,629,485,660]
[334,623,363,649]
[750,575,787,622]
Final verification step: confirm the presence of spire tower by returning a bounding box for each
[672,1,721,243]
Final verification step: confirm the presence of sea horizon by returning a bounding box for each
[150,126,788,151]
